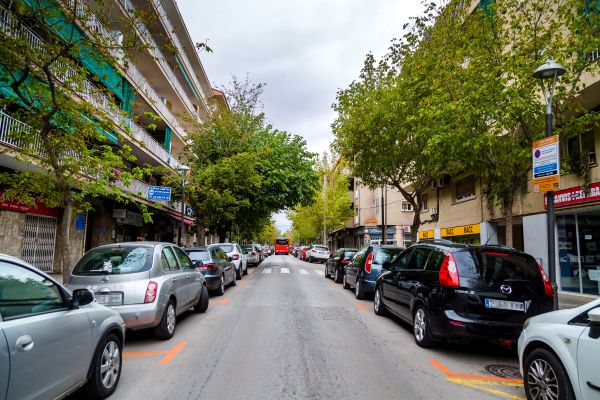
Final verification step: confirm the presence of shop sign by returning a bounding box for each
[418,230,434,240]
[441,224,480,237]
[544,183,600,208]
[532,135,560,193]
[0,196,60,217]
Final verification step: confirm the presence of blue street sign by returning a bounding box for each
[148,186,172,201]
[75,214,86,231]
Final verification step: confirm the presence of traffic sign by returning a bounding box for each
[532,135,560,193]
[148,186,172,201]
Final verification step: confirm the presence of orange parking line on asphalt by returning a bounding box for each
[238,280,248,286]
[219,297,230,305]
[429,359,523,384]
[355,303,368,312]
[123,351,167,358]
[329,283,336,288]
[160,341,187,364]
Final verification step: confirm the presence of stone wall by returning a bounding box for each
[0,210,25,258]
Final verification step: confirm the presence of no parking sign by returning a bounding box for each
[532,135,560,193]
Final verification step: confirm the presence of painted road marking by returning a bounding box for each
[355,303,368,312]
[430,359,525,400]
[248,268,255,275]
[263,268,272,274]
[281,268,290,273]
[299,269,309,275]
[123,341,187,365]
[219,297,230,305]
[314,270,324,276]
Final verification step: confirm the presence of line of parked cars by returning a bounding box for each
[0,240,267,399]
[293,244,331,263]
[324,239,600,400]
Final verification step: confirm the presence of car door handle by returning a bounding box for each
[186,274,190,278]
[16,335,34,352]
[171,278,177,283]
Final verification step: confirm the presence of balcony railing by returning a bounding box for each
[125,118,181,169]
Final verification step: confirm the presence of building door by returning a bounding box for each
[20,215,57,272]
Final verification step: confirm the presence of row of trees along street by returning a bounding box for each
[162,77,319,242]
[288,153,354,244]
[332,0,600,246]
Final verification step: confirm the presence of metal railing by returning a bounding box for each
[125,118,181,169]
[0,111,44,154]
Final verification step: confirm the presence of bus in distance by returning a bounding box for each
[274,237,290,255]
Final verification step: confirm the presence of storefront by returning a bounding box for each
[441,223,481,244]
[549,183,600,296]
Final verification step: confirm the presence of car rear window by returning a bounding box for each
[219,245,234,253]
[453,250,540,282]
[315,246,328,251]
[343,251,357,259]
[374,248,402,264]
[187,250,210,262]
[73,246,153,275]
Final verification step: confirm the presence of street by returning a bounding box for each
[87,255,526,400]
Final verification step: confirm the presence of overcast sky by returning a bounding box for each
[178,0,424,234]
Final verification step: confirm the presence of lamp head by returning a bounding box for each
[177,165,190,173]
[533,59,566,80]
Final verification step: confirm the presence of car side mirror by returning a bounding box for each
[589,308,600,339]
[382,261,392,271]
[71,288,94,308]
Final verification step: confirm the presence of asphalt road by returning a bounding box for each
[83,255,527,400]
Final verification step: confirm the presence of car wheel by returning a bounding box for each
[334,268,343,283]
[215,276,225,296]
[413,306,435,348]
[355,279,365,300]
[231,270,237,286]
[325,265,331,279]
[194,285,209,313]
[236,265,243,280]
[342,273,350,289]
[524,348,574,400]
[154,300,176,340]
[84,333,122,399]
[308,256,312,263]
[243,264,248,275]
[374,287,386,316]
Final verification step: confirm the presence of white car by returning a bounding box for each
[518,299,600,400]
[306,245,330,263]
[217,243,247,279]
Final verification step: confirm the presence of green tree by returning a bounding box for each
[0,1,154,280]
[257,220,280,244]
[182,77,319,241]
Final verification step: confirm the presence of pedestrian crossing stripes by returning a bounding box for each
[259,267,323,276]
[280,268,290,274]
[299,269,309,275]
[263,268,272,274]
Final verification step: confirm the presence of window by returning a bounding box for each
[420,196,428,212]
[188,250,209,262]
[406,247,432,270]
[565,132,596,168]
[392,249,413,271]
[73,245,153,275]
[219,245,234,253]
[0,262,66,319]
[162,247,179,271]
[401,202,413,212]
[425,250,445,272]
[173,247,192,270]
[455,175,476,202]
[213,248,228,261]
[374,248,402,265]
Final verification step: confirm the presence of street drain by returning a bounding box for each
[484,364,521,379]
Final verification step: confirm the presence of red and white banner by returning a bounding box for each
[544,183,600,209]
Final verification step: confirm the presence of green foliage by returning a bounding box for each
[257,220,280,244]
[184,76,319,240]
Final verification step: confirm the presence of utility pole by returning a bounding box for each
[381,186,386,245]
[323,172,327,245]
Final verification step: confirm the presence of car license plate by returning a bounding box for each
[485,298,524,312]
[95,293,123,306]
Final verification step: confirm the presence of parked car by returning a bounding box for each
[217,243,247,279]
[518,299,600,400]
[243,245,260,267]
[325,248,358,283]
[1,253,125,399]
[343,245,404,299]
[68,242,208,340]
[253,243,264,264]
[186,245,237,296]
[374,240,555,347]
[306,244,330,263]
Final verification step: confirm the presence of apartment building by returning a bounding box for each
[0,0,215,273]
[329,178,415,250]
[413,0,600,299]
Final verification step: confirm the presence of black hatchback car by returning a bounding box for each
[374,240,554,347]
[343,245,404,299]
[325,248,358,283]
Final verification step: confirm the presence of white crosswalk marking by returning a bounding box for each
[280,268,290,274]
[314,270,324,276]
[263,268,272,274]
[299,269,309,275]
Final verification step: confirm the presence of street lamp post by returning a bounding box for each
[177,165,190,247]
[533,59,565,310]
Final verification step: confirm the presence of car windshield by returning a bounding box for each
[453,249,540,283]
[315,246,328,251]
[276,239,289,245]
[73,246,153,275]
[187,250,210,262]
[374,248,402,264]
[219,245,234,253]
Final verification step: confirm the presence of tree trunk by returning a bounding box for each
[217,228,227,243]
[61,192,74,283]
[504,201,513,247]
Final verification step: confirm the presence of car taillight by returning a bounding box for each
[144,281,158,303]
[199,263,217,270]
[537,262,554,297]
[341,259,349,264]
[232,254,239,260]
[312,249,317,253]
[252,252,256,256]
[365,252,374,273]
[439,253,459,287]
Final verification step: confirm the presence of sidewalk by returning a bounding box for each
[559,291,597,309]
